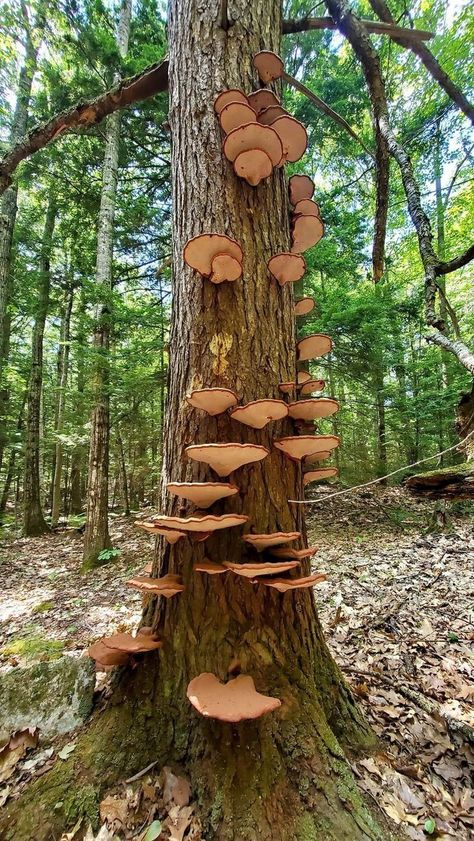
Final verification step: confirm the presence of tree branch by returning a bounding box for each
[425,332,474,375]
[436,243,474,276]
[435,284,462,339]
[0,59,169,196]
[282,16,434,41]
[367,0,474,126]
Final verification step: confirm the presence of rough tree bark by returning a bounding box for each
[51,282,74,526]
[82,0,132,567]
[2,2,396,839]
[23,193,57,536]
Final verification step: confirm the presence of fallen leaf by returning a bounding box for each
[58,743,77,761]
[99,794,128,827]
[142,820,162,841]
[162,766,192,807]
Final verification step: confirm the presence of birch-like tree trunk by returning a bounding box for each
[23,192,57,536]
[82,0,132,567]
[51,283,74,526]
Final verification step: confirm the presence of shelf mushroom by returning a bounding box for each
[145,514,249,533]
[167,481,239,509]
[267,253,306,287]
[214,89,249,114]
[184,234,243,283]
[305,450,332,464]
[261,573,327,592]
[271,116,308,164]
[295,297,315,316]
[126,574,185,599]
[273,434,339,462]
[291,212,324,253]
[293,199,322,218]
[289,174,315,205]
[288,398,340,420]
[297,334,333,361]
[243,531,300,551]
[219,101,257,134]
[253,50,284,83]
[270,546,318,560]
[303,467,338,486]
[247,89,281,115]
[187,673,281,722]
[193,560,228,575]
[186,387,239,415]
[279,381,296,394]
[223,123,283,186]
[186,442,269,477]
[299,379,326,396]
[88,629,162,668]
[135,521,186,544]
[223,560,300,578]
[230,399,288,429]
[258,105,288,125]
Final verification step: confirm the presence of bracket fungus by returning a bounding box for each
[295,297,315,316]
[183,234,243,283]
[257,104,288,125]
[289,174,314,205]
[223,123,283,186]
[288,398,340,420]
[243,531,300,551]
[297,371,311,384]
[291,213,324,253]
[299,379,326,396]
[274,434,339,462]
[279,381,296,394]
[214,89,249,114]
[253,50,284,83]
[297,334,333,361]
[267,252,306,287]
[89,631,162,667]
[135,521,186,544]
[186,387,239,415]
[230,399,288,429]
[193,560,228,575]
[270,546,318,560]
[126,574,185,598]
[187,673,281,722]
[219,101,257,134]
[271,116,308,164]
[88,642,130,668]
[186,442,269,477]
[303,467,338,486]
[247,89,280,115]
[293,198,321,218]
[167,481,239,509]
[223,560,300,578]
[305,450,332,464]
[261,573,327,592]
[147,513,249,533]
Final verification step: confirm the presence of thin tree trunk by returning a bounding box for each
[51,283,74,526]
[0,390,27,519]
[70,289,86,514]
[117,430,130,515]
[0,6,44,474]
[82,0,132,568]
[23,193,57,536]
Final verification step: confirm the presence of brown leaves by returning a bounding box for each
[0,727,38,783]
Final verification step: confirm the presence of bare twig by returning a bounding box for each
[282,16,434,41]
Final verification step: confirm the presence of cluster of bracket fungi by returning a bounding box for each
[88,51,340,723]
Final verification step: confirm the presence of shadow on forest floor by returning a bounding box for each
[0,488,473,839]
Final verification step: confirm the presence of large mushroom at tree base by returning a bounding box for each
[167,481,239,508]
[183,234,243,283]
[126,574,185,598]
[187,673,281,722]
[186,387,238,415]
[186,442,269,477]
[273,434,339,462]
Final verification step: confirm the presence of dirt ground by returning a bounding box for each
[0,488,473,840]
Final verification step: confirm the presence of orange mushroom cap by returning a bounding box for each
[184,234,243,282]
[167,481,239,509]
[147,514,249,533]
[299,379,326,395]
[305,450,332,465]
[297,334,333,361]
[291,214,324,253]
[293,199,321,218]
[223,559,300,577]
[100,632,162,654]
[186,387,239,416]
[267,252,306,286]
[135,521,186,544]
[187,673,281,722]
[271,115,308,164]
[88,640,130,667]
[297,371,312,384]
[219,101,257,134]
[126,574,185,598]
[294,297,315,316]
[193,560,229,575]
[261,573,327,592]
[247,89,281,115]
[253,51,284,83]
[270,546,318,560]
[233,148,274,186]
[288,398,339,420]
[230,399,288,429]
[214,89,249,114]
[303,467,338,486]
[279,381,296,394]
[186,442,269,477]
[289,174,315,205]
[223,123,283,168]
[273,434,339,462]
[257,105,288,125]
[243,531,301,551]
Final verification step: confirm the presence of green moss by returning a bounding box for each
[2,634,64,660]
[62,784,99,828]
[295,812,318,841]
[32,600,55,614]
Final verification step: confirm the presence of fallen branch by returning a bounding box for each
[282,16,434,41]
[0,59,169,195]
[436,243,474,276]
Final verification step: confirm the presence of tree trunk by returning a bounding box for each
[0,8,44,474]
[0,390,26,520]
[70,289,86,515]
[457,382,474,462]
[82,0,132,567]
[23,193,57,536]
[117,429,130,515]
[1,3,394,838]
[51,282,74,526]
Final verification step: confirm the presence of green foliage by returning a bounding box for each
[97,547,121,561]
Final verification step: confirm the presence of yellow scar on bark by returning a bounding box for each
[209,333,233,375]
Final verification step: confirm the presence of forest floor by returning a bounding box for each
[0,488,473,840]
